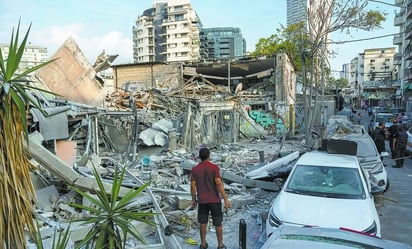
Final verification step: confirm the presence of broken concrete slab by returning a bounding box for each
[245,151,299,179]
[35,37,106,107]
[139,128,168,146]
[35,185,60,212]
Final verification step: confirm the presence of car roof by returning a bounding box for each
[297,151,359,169]
[375,113,394,116]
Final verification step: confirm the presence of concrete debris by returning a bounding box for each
[245,150,300,179]
[19,40,308,248]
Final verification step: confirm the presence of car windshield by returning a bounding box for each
[355,138,378,157]
[286,165,366,199]
[375,115,394,123]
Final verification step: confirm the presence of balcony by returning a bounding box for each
[405,23,412,39]
[394,12,404,26]
[393,34,403,45]
[394,53,402,65]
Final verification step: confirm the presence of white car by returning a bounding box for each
[407,127,412,154]
[328,133,389,194]
[261,225,412,249]
[266,151,381,237]
[373,113,395,130]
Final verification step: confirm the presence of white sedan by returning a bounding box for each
[266,151,380,237]
[407,127,412,154]
[262,225,412,249]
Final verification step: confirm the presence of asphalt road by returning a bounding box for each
[378,143,412,246]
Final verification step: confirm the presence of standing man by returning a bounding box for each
[190,147,230,249]
[393,125,408,168]
[374,121,386,162]
[387,120,399,159]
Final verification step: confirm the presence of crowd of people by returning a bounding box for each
[371,114,410,168]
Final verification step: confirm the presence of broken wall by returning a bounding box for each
[35,37,106,106]
[182,100,240,149]
[112,62,182,91]
[275,53,296,136]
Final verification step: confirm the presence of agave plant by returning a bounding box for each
[32,220,72,249]
[0,21,56,248]
[69,165,157,249]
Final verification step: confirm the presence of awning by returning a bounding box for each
[403,82,412,91]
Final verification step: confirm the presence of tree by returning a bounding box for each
[303,0,386,145]
[252,0,385,146]
[0,21,56,248]
[251,22,309,71]
[328,76,349,89]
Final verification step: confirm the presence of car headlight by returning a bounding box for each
[363,221,378,236]
[369,162,384,174]
[268,210,282,227]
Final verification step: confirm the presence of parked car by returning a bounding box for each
[266,150,380,237]
[328,133,389,194]
[373,112,395,130]
[262,225,412,249]
[406,127,412,154]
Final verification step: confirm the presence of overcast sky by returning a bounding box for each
[0,0,399,75]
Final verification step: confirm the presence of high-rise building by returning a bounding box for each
[286,0,309,27]
[132,0,201,63]
[201,27,246,60]
[0,43,48,73]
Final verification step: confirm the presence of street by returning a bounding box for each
[378,143,412,245]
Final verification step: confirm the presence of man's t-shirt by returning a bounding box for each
[190,161,221,204]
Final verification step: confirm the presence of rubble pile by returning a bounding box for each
[27,131,304,248]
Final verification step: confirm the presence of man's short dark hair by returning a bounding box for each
[199,147,210,161]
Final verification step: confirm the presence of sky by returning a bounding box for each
[0,0,400,76]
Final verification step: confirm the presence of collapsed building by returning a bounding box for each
[23,37,306,248]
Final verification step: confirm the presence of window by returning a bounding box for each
[385,66,390,69]
[175,14,184,21]
[370,59,375,63]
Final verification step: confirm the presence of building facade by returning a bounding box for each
[132,0,201,63]
[200,27,246,60]
[345,47,397,108]
[0,43,48,73]
[394,0,412,111]
[286,0,309,26]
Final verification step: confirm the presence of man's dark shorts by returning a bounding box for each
[198,203,223,226]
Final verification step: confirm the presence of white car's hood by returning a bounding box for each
[273,192,377,231]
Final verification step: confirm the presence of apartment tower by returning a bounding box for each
[133,0,201,63]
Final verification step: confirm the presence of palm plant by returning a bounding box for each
[0,21,56,248]
[69,165,157,249]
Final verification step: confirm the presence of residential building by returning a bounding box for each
[394,0,412,111]
[347,47,397,107]
[132,0,201,63]
[0,43,48,73]
[201,27,246,60]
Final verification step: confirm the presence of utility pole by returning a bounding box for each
[227,59,231,92]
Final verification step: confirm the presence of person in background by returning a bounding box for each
[367,106,373,117]
[397,112,405,124]
[190,147,230,249]
[387,120,399,159]
[393,125,408,168]
[374,121,386,162]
